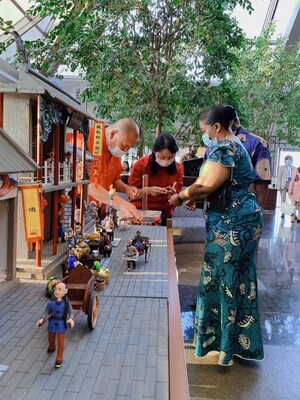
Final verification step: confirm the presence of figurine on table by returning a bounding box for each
[132,230,145,253]
[67,247,81,271]
[37,282,74,368]
[123,240,138,272]
[102,231,112,258]
[108,184,116,206]
[94,217,102,233]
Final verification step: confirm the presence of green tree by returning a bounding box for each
[225,26,300,147]
[14,0,253,144]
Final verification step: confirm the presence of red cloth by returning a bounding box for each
[129,154,183,217]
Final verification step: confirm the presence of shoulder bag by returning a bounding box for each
[206,141,235,212]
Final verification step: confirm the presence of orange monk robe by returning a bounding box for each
[88,127,123,217]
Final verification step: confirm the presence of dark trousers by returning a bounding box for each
[127,260,136,269]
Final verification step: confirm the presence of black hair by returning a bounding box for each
[200,105,237,129]
[149,133,178,175]
[122,160,130,172]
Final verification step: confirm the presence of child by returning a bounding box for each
[37,282,74,368]
[123,240,138,272]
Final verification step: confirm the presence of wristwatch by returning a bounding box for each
[177,194,184,205]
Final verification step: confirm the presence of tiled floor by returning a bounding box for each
[177,209,300,400]
[0,226,170,400]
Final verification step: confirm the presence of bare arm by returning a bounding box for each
[169,161,230,205]
[88,183,141,220]
[113,178,138,199]
[254,181,269,209]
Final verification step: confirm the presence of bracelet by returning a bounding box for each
[177,194,184,205]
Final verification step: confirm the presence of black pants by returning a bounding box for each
[127,260,136,269]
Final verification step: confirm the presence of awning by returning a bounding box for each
[0,64,96,120]
[0,128,40,173]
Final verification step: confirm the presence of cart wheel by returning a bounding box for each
[87,291,99,329]
[145,243,152,262]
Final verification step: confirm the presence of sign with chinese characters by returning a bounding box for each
[21,185,43,242]
[92,121,104,156]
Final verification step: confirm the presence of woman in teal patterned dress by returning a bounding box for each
[169,105,264,366]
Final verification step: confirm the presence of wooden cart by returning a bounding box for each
[64,265,99,329]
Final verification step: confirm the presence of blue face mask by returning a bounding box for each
[202,125,217,147]
[285,159,292,165]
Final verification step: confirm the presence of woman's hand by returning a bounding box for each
[147,186,168,196]
[125,185,138,200]
[169,193,182,206]
[165,182,177,197]
[184,200,197,211]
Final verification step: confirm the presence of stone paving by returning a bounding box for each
[0,225,169,400]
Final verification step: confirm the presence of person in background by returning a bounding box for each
[179,142,199,163]
[121,160,131,174]
[288,166,300,223]
[277,155,296,218]
[88,118,141,220]
[231,116,272,208]
[129,133,183,226]
[169,104,264,366]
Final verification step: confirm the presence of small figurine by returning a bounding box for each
[102,232,112,258]
[68,247,81,271]
[37,282,74,368]
[57,207,66,243]
[123,240,138,272]
[74,222,82,237]
[94,217,102,233]
[108,184,116,206]
[133,230,145,253]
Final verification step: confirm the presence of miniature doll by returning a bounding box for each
[102,232,112,258]
[108,184,116,206]
[57,207,66,243]
[94,217,102,233]
[67,247,81,271]
[123,240,138,271]
[37,282,74,368]
[133,230,145,253]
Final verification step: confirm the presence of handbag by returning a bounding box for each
[206,169,233,211]
[280,201,296,216]
[206,141,235,212]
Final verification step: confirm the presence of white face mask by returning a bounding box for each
[202,125,217,147]
[155,154,175,168]
[109,146,126,157]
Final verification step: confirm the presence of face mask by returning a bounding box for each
[109,146,126,157]
[155,155,175,168]
[202,124,218,147]
[285,159,292,165]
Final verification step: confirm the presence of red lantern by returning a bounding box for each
[58,195,69,204]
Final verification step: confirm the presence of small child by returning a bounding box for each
[37,282,74,368]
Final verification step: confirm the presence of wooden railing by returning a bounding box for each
[167,220,190,400]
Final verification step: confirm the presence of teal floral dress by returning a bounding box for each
[194,139,264,366]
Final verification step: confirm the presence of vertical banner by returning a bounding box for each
[21,185,43,242]
[92,121,104,156]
